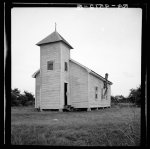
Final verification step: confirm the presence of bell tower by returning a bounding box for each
[36,24,73,110]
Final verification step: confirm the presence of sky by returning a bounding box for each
[11,7,142,97]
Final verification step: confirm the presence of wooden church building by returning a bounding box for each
[32,26,113,111]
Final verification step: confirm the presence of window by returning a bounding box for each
[101,88,104,99]
[47,61,53,70]
[95,94,98,99]
[65,62,68,71]
[95,86,98,91]
[95,86,98,99]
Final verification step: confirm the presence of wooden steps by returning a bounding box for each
[63,105,74,112]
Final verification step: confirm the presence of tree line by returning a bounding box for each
[11,88,35,106]
[11,84,141,107]
[111,85,141,106]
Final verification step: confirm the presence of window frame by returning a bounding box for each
[47,60,54,70]
[64,62,68,71]
[95,93,98,99]
[95,86,98,100]
[101,88,104,100]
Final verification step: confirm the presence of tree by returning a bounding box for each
[128,85,141,106]
[11,92,18,106]
[24,91,35,105]
[18,95,28,106]
[111,95,119,104]
[115,95,124,102]
[12,88,21,96]
[11,88,21,106]
[11,88,35,106]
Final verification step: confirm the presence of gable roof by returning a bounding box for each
[32,69,40,78]
[69,59,113,85]
[32,59,113,85]
[69,59,91,72]
[90,70,112,85]
[36,31,73,49]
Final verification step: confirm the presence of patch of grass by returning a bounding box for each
[11,105,140,146]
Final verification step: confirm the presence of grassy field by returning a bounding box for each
[11,104,141,146]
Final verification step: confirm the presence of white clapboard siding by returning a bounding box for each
[60,42,70,106]
[89,74,111,107]
[40,43,61,109]
[60,43,70,83]
[69,60,88,108]
[60,43,70,106]
[35,72,40,108]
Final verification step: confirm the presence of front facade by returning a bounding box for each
[32,29,112,111]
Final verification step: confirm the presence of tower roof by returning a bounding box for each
[36,31,73,49]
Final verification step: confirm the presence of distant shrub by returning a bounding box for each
[17,95,28,106]
[11,92,19,106]
[26,100,34,106]
[111,96,119,104]
[24,91,35,105]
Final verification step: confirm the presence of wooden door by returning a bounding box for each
[64,83,68,105]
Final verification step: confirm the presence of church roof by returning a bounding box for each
[36,31,73,49]
[70,59,113,85]
[32,69,40,78]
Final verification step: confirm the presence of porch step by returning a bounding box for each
[63,105,74,111]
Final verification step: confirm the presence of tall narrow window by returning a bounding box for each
[101,88,103,99]
[65,62,68,71]
[95,94,98,99]
[95,86,98,91]
[95,86,98,99]
[47,61,53,70]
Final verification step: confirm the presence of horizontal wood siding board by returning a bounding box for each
[41,104,60,109]
[41,100,60,106]
[71,100,89,103]
[72,102,89,108]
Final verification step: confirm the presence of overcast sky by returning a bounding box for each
[11,7,142,97]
